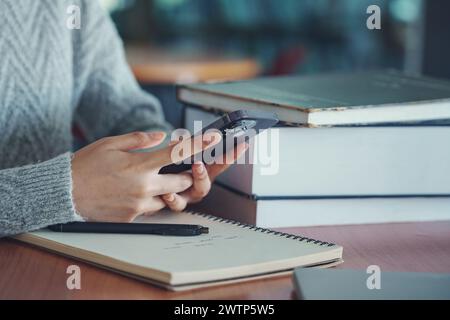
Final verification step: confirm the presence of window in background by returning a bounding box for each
[107,0,426,76]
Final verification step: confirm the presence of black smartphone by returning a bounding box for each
[159,110,279,174]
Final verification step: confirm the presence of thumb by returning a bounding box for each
[103,131,167,151]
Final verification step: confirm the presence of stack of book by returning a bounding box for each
[180,71,450,227]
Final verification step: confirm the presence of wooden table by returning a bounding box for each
[126,45,261,84]
[1,221,449,299]
[124,44,261,128]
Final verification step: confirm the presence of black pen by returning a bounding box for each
[48,222,209,237]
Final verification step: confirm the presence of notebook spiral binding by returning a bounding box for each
[188,211,335,247]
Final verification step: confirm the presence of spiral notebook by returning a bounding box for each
[12,210,343,291]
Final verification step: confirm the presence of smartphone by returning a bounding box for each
[159,110,279,174]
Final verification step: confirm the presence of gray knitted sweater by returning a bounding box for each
[0,0,170,237]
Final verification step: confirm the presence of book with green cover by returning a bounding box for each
[178,71,450,126]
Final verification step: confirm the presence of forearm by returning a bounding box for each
[0,153,82,237]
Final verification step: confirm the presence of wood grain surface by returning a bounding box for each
[1,221,449,299]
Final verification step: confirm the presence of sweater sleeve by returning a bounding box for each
[0,153,82,238]
[73,0,172,143]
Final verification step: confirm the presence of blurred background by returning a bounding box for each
[98,0,450,127]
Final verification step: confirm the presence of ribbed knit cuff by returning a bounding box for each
[13,153,83,233]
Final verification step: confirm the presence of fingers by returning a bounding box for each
[162,193,188,212]
[142,196,167,216]
[117,196,167,221]
[189,162,211,200]
[229,142,249,163]
[143,196,167,213]
[153,173,193,195]
[135,196,167,218]
[207,142,249,180]
[143,131,222,169]
[100,131,167,152]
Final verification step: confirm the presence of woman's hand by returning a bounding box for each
[161,142,249,212]
[71,131,221,222]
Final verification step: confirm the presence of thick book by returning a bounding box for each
[192,184,450,227]
[185,106,450,197]
[12,210,343,291]
[178,71,450,126]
